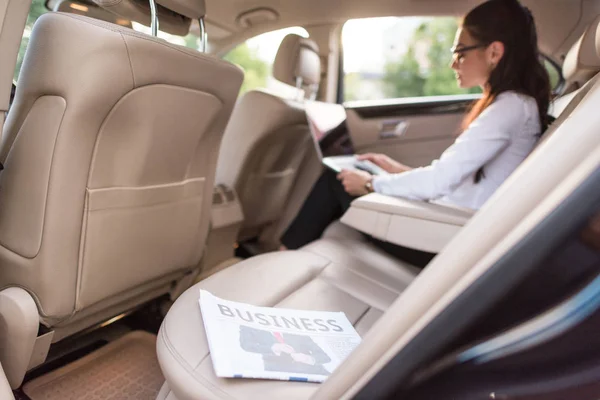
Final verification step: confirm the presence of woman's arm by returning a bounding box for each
[372,93,528,200]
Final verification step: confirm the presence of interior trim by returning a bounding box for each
[354,165,600,399]
[345,94,480,119]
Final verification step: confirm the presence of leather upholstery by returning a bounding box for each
[92,0,193,36]
[155,26,600,400]
[0,13,242,328]
[562,15,600,89]
[321,86,600,399]
[347,194,474,225]
[341,194,475,253]
[156,69,600,400]
[215,35,322,242]
[257,143,323,250]
[321,219,367,243]
[157,248,418,400]
[272,34,321,89]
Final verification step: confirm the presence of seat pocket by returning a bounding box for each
[78,178,205,309]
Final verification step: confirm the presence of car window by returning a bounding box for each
[15,0,48,82]
[342,17,563,103]
[224,27,309,96]
[342,17,481,103]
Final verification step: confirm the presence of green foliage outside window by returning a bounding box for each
[224,43,269,96]
[363,18,479,101]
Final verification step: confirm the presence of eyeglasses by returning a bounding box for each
[450,44,488,62]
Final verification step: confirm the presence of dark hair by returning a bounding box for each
[461,0,551,183]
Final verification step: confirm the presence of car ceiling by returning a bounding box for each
[202,0,600,63]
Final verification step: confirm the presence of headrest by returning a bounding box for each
[92,0,204,36]
[273,34,321,89]
[562,15,600,85]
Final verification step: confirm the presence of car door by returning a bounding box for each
[345,96,475,167]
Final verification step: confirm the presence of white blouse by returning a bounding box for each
[372,91,541,210]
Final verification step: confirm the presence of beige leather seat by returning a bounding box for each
[560,15,600,94]
[216,34,322,245]
[156,71,600,398]
[0,0,242,384]
[155,17,600,400]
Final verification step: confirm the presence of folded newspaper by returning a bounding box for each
[199,290,362,383]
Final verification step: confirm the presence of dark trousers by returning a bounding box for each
[281,169,436,269]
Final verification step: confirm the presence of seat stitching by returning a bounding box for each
[119,33,136,88]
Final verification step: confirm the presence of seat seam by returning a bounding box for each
[315,273,384,308]
[119,33,136,88]
[317,273,397,311]
[0,96,67,260]
[315,253,407,295]
[263,261,331,307]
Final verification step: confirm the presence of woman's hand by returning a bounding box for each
[337,169,373,196]
[356,153,412,174]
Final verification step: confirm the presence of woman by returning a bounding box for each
[281,0,551,267]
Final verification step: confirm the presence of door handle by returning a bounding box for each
[379,119,409,139]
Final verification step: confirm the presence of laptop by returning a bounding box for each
[305,101,389,176]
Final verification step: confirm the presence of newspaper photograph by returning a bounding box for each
[199,290,362,383]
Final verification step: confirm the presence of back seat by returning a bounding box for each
[307,15,600,270]
[155,17,600,400]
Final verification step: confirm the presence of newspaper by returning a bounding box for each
[199,290,362,383]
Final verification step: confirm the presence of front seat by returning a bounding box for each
[216,34,322,245]
[0,0,242,388]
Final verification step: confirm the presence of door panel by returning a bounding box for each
[345,95,477,168]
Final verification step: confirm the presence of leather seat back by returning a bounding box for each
[216,34,321,241]
[0,6,243,332]
[561,15,600,94]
